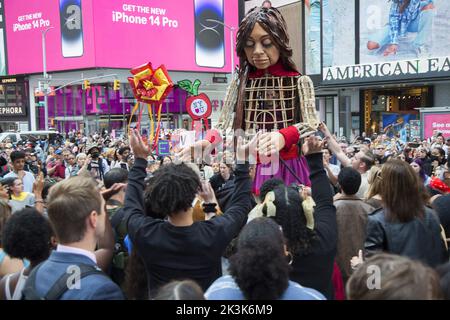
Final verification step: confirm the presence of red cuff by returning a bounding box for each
[279,126,300,152]
[205,129,223,145]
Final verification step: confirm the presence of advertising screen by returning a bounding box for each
[4,0,96,75]
[0,0,7,75]
[321,0,355,70]
[381,112,417,141]
[4,0,239,75]
[422,112,450,139]
[305,0,321,75]
[323,0,450,84]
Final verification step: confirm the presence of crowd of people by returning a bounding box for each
[0,122,448,300]
[0,2,450,300]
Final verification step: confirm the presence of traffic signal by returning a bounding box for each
[113,79,121,91]
[83,80,90,90]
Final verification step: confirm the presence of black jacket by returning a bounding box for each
[123,158,253,295]
[290,153,337,300]
[365,207,448,267]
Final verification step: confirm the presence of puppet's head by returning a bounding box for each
[236,6,297,73]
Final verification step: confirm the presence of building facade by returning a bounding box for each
[246,0,450,140]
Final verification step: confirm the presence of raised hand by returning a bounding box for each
[318,122,332,138]
[129,129,151,160]
[237,131,261,162]
[302,135,324,156]
[32,172,45,196]
[198,180,216,203]
[100,183,127,201]
[176,140,211,163]
[350,249,364,270]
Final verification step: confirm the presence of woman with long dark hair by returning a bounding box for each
[410,158,431,187]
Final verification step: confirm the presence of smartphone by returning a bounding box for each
[194,0,225,68]
[59,0,83,58]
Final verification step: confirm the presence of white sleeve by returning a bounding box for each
[103,160,110,173]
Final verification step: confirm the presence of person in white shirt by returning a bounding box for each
[319,123,374,199]
[3,151,35,193]
[113,147,131,171]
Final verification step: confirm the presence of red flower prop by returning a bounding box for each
[128,62,173,103]
[127,62,174,151]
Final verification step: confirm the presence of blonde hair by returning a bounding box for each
[366,166,382,200]
[76,152,87,160]
[47,176,102,243]
[104,148,116,159]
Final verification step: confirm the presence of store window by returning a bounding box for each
[363,86,432,139]
[339,96,351,138]
[0,79,29,132]
[325,97,334,134]
[35,82,189,134]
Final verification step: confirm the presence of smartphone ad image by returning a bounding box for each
[194,0,224,68]
[59,0,83,58]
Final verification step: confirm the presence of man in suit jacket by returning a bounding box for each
[24,176,124,300]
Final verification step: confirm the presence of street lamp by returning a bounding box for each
[206,19,236,78]
[42,26,54,130]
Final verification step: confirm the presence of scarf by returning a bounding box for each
[248,61,300,79]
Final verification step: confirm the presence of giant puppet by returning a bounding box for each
[185,5,321,194]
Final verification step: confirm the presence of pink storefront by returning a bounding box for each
[0,0,240,133]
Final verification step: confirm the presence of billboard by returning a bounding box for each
[422,112,450,139]
[0,0,7,76]
[323,0,450,84]
[381,112,417,141]
[305,0,321,75]
[321,0,355,70]
[3,0,239,75]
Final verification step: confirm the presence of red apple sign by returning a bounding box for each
[178,79,212,121]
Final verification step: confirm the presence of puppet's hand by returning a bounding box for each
[177,140,211,163]
[257,132,285,157]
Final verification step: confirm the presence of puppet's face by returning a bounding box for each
[244,22,280,70]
